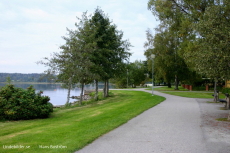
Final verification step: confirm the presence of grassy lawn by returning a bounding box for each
[150,86,225,99]
[160,91,219,98]
[154,86,189,91]
[0,90,165,153]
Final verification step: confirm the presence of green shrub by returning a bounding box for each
[221,88,230,94]
[0,85,53,120]
[192,86,206,91]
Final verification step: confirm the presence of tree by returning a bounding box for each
[144,28,174,88]
[148,0,230,78]
[184,3,230,101]
[147,0,230,102]
[39,12,97,106]
[147,0,230,119]
[39,9,131,105]
[147,0,189,89]
[89,8,132,98]
[61,12,99,105]
[112,61,148,88]
[128,60,147,87]
[144,28,191,88]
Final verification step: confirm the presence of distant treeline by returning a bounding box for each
[0,73,55,82]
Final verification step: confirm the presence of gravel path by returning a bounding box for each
[76,89,230,153]
[197,98,230,153]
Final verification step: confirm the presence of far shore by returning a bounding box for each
[0,82,62,84]
[0,82,115,85]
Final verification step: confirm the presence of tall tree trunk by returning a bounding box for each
[103,81,106,98]
[174,75,179,90]
[168,82,171,88]
[103,80,109,98]
[214,78,218,102]
[106,79,109,97]
[65,77,72,106]
[94,80,98,101]
[227,96,230,110]
[105,80,107,97]
[80,83,84,105]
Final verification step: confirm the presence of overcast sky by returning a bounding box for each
[0,0,159,73]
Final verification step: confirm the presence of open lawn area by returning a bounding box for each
[0,90,165,153]
[152,86,225,99]
[154,86,189,91]
[160,91,220,99]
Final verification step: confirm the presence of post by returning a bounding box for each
[151,54,155,96]
[152,59,154,95]
[206,85,209,91]
[189,85,192,91]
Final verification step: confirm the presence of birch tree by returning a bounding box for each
[39,12,97,106]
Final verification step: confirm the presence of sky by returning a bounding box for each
[0,0,159,73]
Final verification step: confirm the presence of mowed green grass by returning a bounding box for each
[153,86,225,99]
[0,90,165,153]
[160,91,218,98]
[154,86,189,91]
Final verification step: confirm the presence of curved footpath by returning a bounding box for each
[76,89,230,153]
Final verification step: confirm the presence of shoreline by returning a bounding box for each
[0,82,62,84]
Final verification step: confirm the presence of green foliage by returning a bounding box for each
[185,3,230,79]
[39,11,98,105]
[128,60,147,87]
[0,85,53,120]
[39,8,132,103]
[112,60,148,88]
[147,0,230,80]
[144,28,192,86]
[113,77,127,88]
[221,88,230,94]
[89,91,103,100]
[90,7,132,97]
[192,86,206,91]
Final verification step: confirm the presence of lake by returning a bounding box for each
[0,83,115,106]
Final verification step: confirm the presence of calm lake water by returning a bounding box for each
[0,83,115,106]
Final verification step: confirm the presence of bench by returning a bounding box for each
[212,92,229,109]
[218,99,227,103]
[212,91,228,103]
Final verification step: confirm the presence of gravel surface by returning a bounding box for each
[76,89,230,153]
[197,98,230,153]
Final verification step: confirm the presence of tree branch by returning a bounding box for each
[170,0,190,15]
